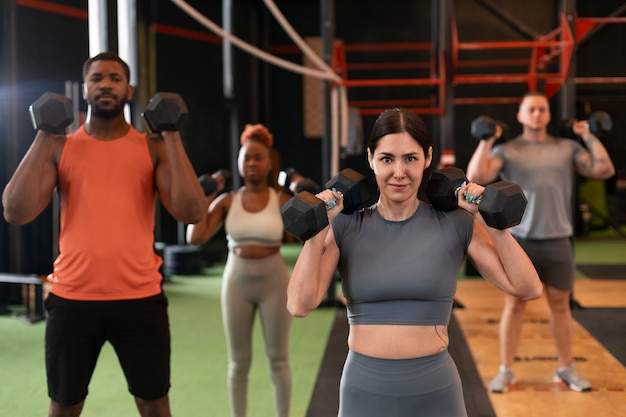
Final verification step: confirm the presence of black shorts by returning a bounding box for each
[44,292,171,406]
[514,236,575,291]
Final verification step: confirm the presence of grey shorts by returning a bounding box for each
[514,236,575,291]
[339,350,467,417]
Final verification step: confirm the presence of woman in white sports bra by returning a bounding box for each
[187,124,292,417]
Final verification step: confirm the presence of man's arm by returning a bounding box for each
[2,131,62,225]
[573,121,616,180]
[466,125,505,184]
[152,131,205,224]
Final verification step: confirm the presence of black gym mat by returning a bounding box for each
[576,264,626,280]
[572,308,626,367]
[449,312,497,417]
[306,308,496,417]
[306,307,348,417]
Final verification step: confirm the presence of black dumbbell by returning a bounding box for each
[28,92,74,134]
[470,115,509,140]
[426,167,527,230]
[561,111,613,139]
[141,92,189,133]
[198,169,233,196]
[281,168,370,241]
[278,168,321,195]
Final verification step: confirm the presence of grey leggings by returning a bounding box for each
[221,251,292,417]
[339,349,468,417]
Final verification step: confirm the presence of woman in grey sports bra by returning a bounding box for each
[287,108,543,417]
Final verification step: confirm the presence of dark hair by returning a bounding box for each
[82,52,131,82]
[367,107,431,156]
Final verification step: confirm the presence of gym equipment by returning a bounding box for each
[141,92,189,132]
[28,92,74,134]
[198,169,233,196]
[0,273,45,323]
[281,168,370,241]
[470,115,508,140]
[278,168,321,195]
[426,167,527,230]
[162,245,202,276]
[560,111,613,139]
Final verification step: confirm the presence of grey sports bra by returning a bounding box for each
[332,203,473,325]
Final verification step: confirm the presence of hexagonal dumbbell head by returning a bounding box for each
[470,115,497,140]
[281,191,329,241]
[142,92,189,132]
[29,92,74,134]
[588,111,612,138]
[426,167,466,212]
[324,168,370,214]
[478,182,527,229]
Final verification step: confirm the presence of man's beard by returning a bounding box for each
[90,97,127,119]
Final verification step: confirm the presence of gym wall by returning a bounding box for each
[1,0,625,274]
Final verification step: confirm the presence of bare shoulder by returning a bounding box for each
[277,189,291,206]
[51,133,69,165]
[146,132,164,148]
[145,132,164,164]
[212,191,233,214]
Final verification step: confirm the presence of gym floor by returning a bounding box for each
[1,235,625,417]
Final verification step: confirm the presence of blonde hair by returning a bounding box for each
[240,123,273,147]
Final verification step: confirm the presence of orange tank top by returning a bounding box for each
[48,125,163,300]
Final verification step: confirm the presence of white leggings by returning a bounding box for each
[221,252,292,417]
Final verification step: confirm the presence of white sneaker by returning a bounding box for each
[553,364,592,392]
[488,365,515,393]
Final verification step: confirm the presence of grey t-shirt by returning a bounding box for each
[332,203,473,326]
[491,135,586,239]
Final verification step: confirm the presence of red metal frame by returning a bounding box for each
[272,13,626,113]
[330,40,445,116]
[451,13,574,103]
[575,17,626,43]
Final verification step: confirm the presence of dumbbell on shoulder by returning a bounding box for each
[278,168,321,195]
[560,111,613,139]
[29,92,74,134]
[141,92,189,133]
[198,169,233,196]
[281,168,371,241]
[426,167,527,230]
[470,115,509,141]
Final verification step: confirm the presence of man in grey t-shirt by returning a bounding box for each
[466,92,615,393]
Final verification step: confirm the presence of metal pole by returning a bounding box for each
[321,0,334,181]
[88,0,108,56]
[223,0,240,190]
[558,0,577,121]
[439,0,455,157]
[118,0,139,127]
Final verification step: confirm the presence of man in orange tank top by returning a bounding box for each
[2,52,205,417]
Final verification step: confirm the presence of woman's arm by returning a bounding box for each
[287,189,342,317]
[460,182,542,299]
[186,192,231,245]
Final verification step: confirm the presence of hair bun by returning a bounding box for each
[240,124,273,147]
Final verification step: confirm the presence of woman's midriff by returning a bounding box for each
[348,324,449,359]
[231,245,281,259]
